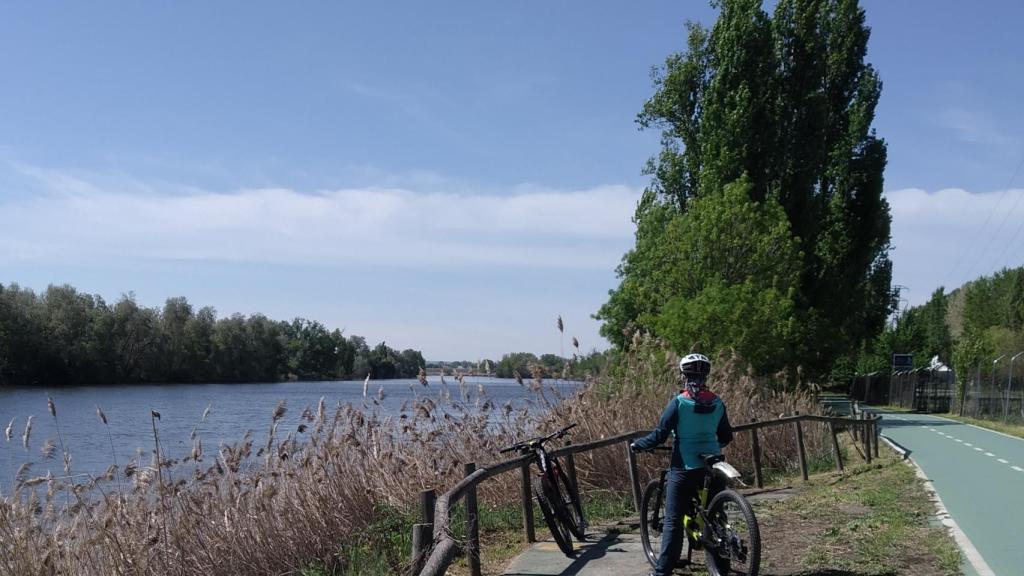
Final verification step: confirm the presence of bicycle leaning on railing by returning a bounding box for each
[499,423,586,556]
[636,446,761,576]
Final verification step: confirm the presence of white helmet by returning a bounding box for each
[679,353,711,377]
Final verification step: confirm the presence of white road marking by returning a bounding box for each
[964,442,973,447]
[895,444,997,576]
[984,452,995,457]
[974,447,984,451]
[928,428,937,432]
[955,439,963,443]
[998,458,1009,464]
[1013,466,1024,472]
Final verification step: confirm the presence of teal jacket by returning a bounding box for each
[633,390,733,470]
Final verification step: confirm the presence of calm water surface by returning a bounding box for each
[0,377,576,492]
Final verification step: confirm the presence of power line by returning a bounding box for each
[940,153,1024,288]
[985,183,1024,272]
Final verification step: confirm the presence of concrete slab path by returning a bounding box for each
[502,524,656,576]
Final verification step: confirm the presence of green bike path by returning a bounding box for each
[876,411,1024,576]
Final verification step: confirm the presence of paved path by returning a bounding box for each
[502,489,797,575]
[502,526,654,576]
[876,411,1024,576]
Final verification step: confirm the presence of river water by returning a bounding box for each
[0,377,577,493]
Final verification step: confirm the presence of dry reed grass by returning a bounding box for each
[0,333,829,575]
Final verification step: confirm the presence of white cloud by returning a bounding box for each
[886,187,1024,304]
[0,167,639,271]
[935,107,1018,149]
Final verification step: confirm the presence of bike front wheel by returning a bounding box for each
[639,479,664,568]
[534,475,574,557]
[703,489,760,576]
[550,458,587,540]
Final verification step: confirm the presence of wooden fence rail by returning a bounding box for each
[412,411,882,576]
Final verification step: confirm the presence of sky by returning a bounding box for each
[1,1,1023,360]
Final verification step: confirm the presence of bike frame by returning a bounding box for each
[650,456,728,550]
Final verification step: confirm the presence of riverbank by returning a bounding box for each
[1,339,848,575]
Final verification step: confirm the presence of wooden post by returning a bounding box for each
[420,489,436,526]
[750,419,763,488]
[828,421,844,472]
[463,463,481,576]
[409,523,432,576]
[862,415,872,463]
[872,416,880,458]
[626,441,642,514]
[794,412,808,481]
[565,443,582,508]
[520,462,535,543]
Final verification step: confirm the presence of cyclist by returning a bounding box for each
[631,353,734,576]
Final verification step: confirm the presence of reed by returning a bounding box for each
[0,333,829,575]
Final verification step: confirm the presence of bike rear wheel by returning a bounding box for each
[550,458,587,540]
[703,489,760,576]
[533,476,574,557]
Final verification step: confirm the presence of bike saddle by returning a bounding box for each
[700,454,725,466]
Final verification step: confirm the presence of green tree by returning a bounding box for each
[110,294,161,382]
[161,296,195,382]
[368,341,397,379]
[598,0,893,384]
[495,352,540,379]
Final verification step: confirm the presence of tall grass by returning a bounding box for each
[0,333,831,575]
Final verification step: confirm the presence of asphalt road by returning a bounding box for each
[877,411,1024,576]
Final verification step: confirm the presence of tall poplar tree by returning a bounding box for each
[597,0,894,384]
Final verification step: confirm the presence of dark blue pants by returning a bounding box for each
[655,467,722,576]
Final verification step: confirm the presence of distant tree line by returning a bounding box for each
[493,350,609,380]
[0,283,425,386]
[839,266,1024,385]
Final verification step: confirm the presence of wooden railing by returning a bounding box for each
[411,410,882,576]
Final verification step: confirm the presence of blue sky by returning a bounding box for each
[1,1,1023,360]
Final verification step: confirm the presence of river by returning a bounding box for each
[0,376,578,493]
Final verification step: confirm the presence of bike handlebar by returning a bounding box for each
[498,423,577,454]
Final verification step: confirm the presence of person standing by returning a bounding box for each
[631,353,734,575]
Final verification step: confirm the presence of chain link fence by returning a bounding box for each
[958,362,1024,423]
[853,363,1024,423]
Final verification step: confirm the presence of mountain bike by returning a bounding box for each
[637,446,760,576]
[499,423,586,556]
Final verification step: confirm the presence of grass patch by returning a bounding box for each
[937,413,1024,439]
[756,450,962,576]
